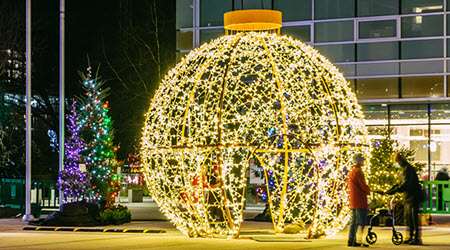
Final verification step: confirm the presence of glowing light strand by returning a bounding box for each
[141,32,369,238]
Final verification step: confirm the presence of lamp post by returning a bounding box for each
[22,0,34,222]
[58,0,65,209]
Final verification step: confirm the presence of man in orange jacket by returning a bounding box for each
[347,153,371,247]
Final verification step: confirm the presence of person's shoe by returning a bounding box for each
[409,239,423,245]
[361,243,370,247]
[403,239,413,244]
[347,242,361,247]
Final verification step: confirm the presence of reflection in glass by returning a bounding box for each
[359,20,396,39]
[176,31,193,50]
[200,29,223,44]
[362,105,388,125]
[357,0,399,16]
[431,104,450,123]
[357,78,399,99]
[401,39,443,59]
[315,44,355,62]
[431,125,450,177]
[282,26,311,42]
[392,125,429,174]
[177,0,193,28]
[390,104,428,125]
[200,0,232,26]
[401,76,444,98]
[315,0,355,19]
[401,15,443,38]
[314,21,353,42]
[357,42,398,61]
[233,0,272,9]
[401,0,443,14]
[274,0,311,21]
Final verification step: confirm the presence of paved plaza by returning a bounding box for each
[0,219,449,250]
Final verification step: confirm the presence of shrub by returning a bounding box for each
[99,204,131,225]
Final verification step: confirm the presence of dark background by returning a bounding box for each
[0,0,176,178]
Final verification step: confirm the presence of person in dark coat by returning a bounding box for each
[383,153,423,245]
[347,154,370,247]
[435,167,449,181]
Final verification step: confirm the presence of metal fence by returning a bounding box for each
[1,178,449,215]
[421,180,450,214]
[0,178,59,211]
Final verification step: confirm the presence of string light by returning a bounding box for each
[141,32,369,238]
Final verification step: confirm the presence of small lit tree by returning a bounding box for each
[58,100,90,202]
[79,67,117,206]
[368,128,424,209]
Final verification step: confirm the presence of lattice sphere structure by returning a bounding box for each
[141,32,369,238]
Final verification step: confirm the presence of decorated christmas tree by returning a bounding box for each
[368,128,425,209]
[58,100,90,203]
[79,67,117,206]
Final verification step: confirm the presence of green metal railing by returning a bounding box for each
[0,178,59,211]
[421,181,450,214]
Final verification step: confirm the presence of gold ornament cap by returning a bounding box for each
[224,9,282,34]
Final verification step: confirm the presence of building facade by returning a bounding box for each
[176,0,450,180]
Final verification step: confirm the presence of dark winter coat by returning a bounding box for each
[387,162,422,205]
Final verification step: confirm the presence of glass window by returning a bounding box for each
[282,25,310,42]
[315,44,355,62]
[314,21,353,42]
[430,124,450,177]
[274,0,311,21]
[200,29,223,44]
[447,15,450,35]
[357,42,398,61]
[200,0,232,27]
[356,78,399,99]
[357,0,399,16]
[390,104,428,124]
[176,51,189,62]
[401,0,443,14]
[401,15,443,38]
[400,60,444,74]
[401,76,444,98]
[359,20,396,39]
[431,103,450,122]
[348,79,356,92]
[314,0,355,19]
[176,31,193,50]
[356,62,399,76]
[401,39,443,59]
[234,0,272,9]
[391,125,429,168]
[362,104,388,124]
[177,0,193,28]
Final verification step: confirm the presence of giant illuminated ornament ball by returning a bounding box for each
[141,10,369,238]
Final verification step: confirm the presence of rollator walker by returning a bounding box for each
[366,197,403,246]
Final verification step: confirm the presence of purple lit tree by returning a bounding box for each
[58,100,90,203]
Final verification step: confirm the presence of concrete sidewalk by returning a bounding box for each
[1,218,450,250]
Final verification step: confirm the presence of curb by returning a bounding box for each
[23,226,165,234]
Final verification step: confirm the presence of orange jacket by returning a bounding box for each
[347,166,371,209]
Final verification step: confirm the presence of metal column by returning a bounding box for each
[23,0,34,222]
[58,0,65,208]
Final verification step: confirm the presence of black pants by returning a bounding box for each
[404,202,420,241]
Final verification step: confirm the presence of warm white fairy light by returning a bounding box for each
[141,32,369,238]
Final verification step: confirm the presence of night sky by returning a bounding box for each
[3,0,175,166]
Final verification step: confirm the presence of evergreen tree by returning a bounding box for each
[79,67,117,206]
[368,128,425,209]
[58,100,90,202]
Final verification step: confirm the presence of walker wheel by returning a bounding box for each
[392,231,403,245]
[366,232,377,245]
